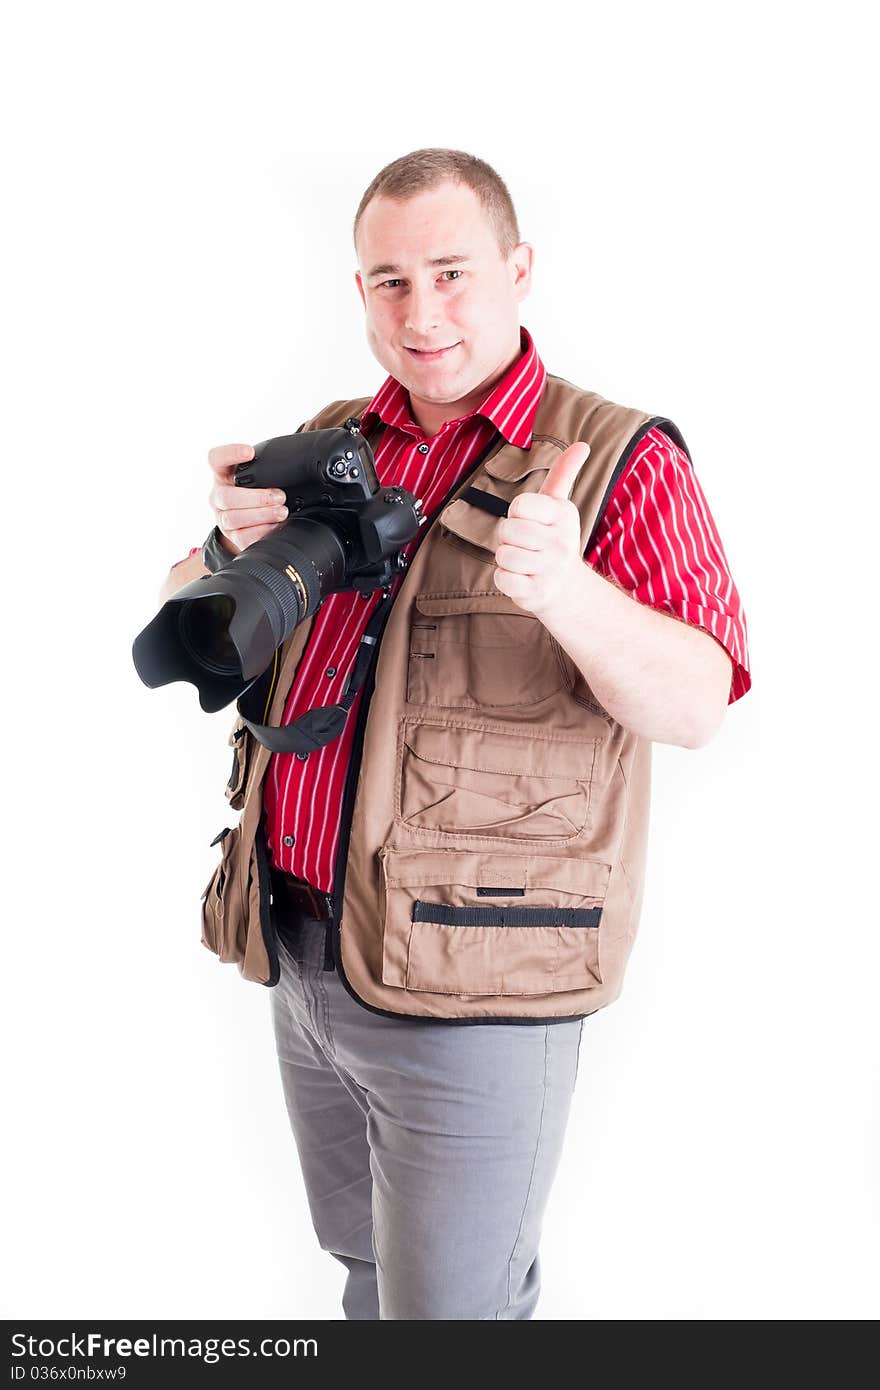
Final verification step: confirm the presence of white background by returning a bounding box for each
[3,0,877,1321]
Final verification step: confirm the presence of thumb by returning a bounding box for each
[538,441,591,500]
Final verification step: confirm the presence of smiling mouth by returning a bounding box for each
[405,343,460,359]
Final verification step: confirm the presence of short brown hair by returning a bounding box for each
[353,148,521,262]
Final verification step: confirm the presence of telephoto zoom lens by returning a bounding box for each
[133,422,423,712]
[178,593,239,676]
[132,519,348,712]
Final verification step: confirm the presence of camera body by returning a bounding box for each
[132,418,424,712]
[229,417,421,591]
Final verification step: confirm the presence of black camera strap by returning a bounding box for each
[237,588,392,754]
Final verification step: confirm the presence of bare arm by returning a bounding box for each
[540,561,733,749]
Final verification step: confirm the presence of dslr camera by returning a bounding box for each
[132,418,423,712]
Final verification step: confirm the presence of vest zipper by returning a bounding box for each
[322,893,335,970]
[326,427,505,997]
[327,584,394,974]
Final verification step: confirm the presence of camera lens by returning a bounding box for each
[178,594,241,677]
[132,425,422,712]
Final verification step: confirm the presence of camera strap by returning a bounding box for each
[236,589,393,754]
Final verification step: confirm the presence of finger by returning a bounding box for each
[496,516,548,551]
[492,567,533,604]
[207,442,255,480]
[217,504,288,535]
[537,441,591,499]
[211,481,287,511]
[225,522,283,551]
[494,543,545,576]
[507,491,566,524]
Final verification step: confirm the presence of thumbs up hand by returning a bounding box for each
[492,442,590,617]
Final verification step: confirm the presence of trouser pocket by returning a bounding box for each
[379,845,611,997]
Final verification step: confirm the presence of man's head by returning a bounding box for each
[353,149,533,437]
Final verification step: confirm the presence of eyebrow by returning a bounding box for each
[366,253,472,281]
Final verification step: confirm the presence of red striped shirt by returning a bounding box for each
[181,325,751,891]
[586,428,751,704]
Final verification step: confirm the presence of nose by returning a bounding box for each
[404,281,442,338]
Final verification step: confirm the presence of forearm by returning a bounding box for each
[539,561,731,749]
[159,550,210,603]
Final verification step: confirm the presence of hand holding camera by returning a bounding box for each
[133,419,425,713]
[207,442,289,555]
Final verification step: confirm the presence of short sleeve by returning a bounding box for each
[585,427,751,704]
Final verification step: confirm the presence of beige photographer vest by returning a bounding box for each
[199,373,689,1023]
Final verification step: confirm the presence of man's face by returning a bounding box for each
[354,180,533,435]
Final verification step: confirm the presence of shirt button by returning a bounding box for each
[325,666,336,677]
[417,442,429,454]
[282,834,295,847]
[295,751,309,762]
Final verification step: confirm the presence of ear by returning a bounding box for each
[354,270,366,310]
[511,242,534,301]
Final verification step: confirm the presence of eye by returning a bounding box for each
[379,270,464,289]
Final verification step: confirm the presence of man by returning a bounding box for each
[162,148,751,1320]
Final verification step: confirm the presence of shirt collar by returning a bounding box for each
[358,324,546,450]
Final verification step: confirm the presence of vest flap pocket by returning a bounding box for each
[482,439,559,483]
[402,718,600,782]
[224,718,250,810]
[437,446,555,551]
[398,717,600,842]
[200,823,246,962]
[438,496,504,553]
[408,592,564,710]
[414,589,531,618]
[379,845,609,997]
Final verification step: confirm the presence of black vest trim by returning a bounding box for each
[583,415,690,560]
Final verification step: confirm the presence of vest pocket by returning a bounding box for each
[224,719,250,811]
[397,715,601,842]
[379,845,610,996]
[200,824,244,961]
[407,591,564,709]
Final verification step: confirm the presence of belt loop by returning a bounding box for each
[322,924,334,972]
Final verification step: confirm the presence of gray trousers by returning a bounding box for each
[269,918,585,1320]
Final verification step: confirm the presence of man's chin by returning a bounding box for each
[400,364,466,397]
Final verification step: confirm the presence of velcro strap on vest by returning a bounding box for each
[412,901,603,928]
[459,486,509,517]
